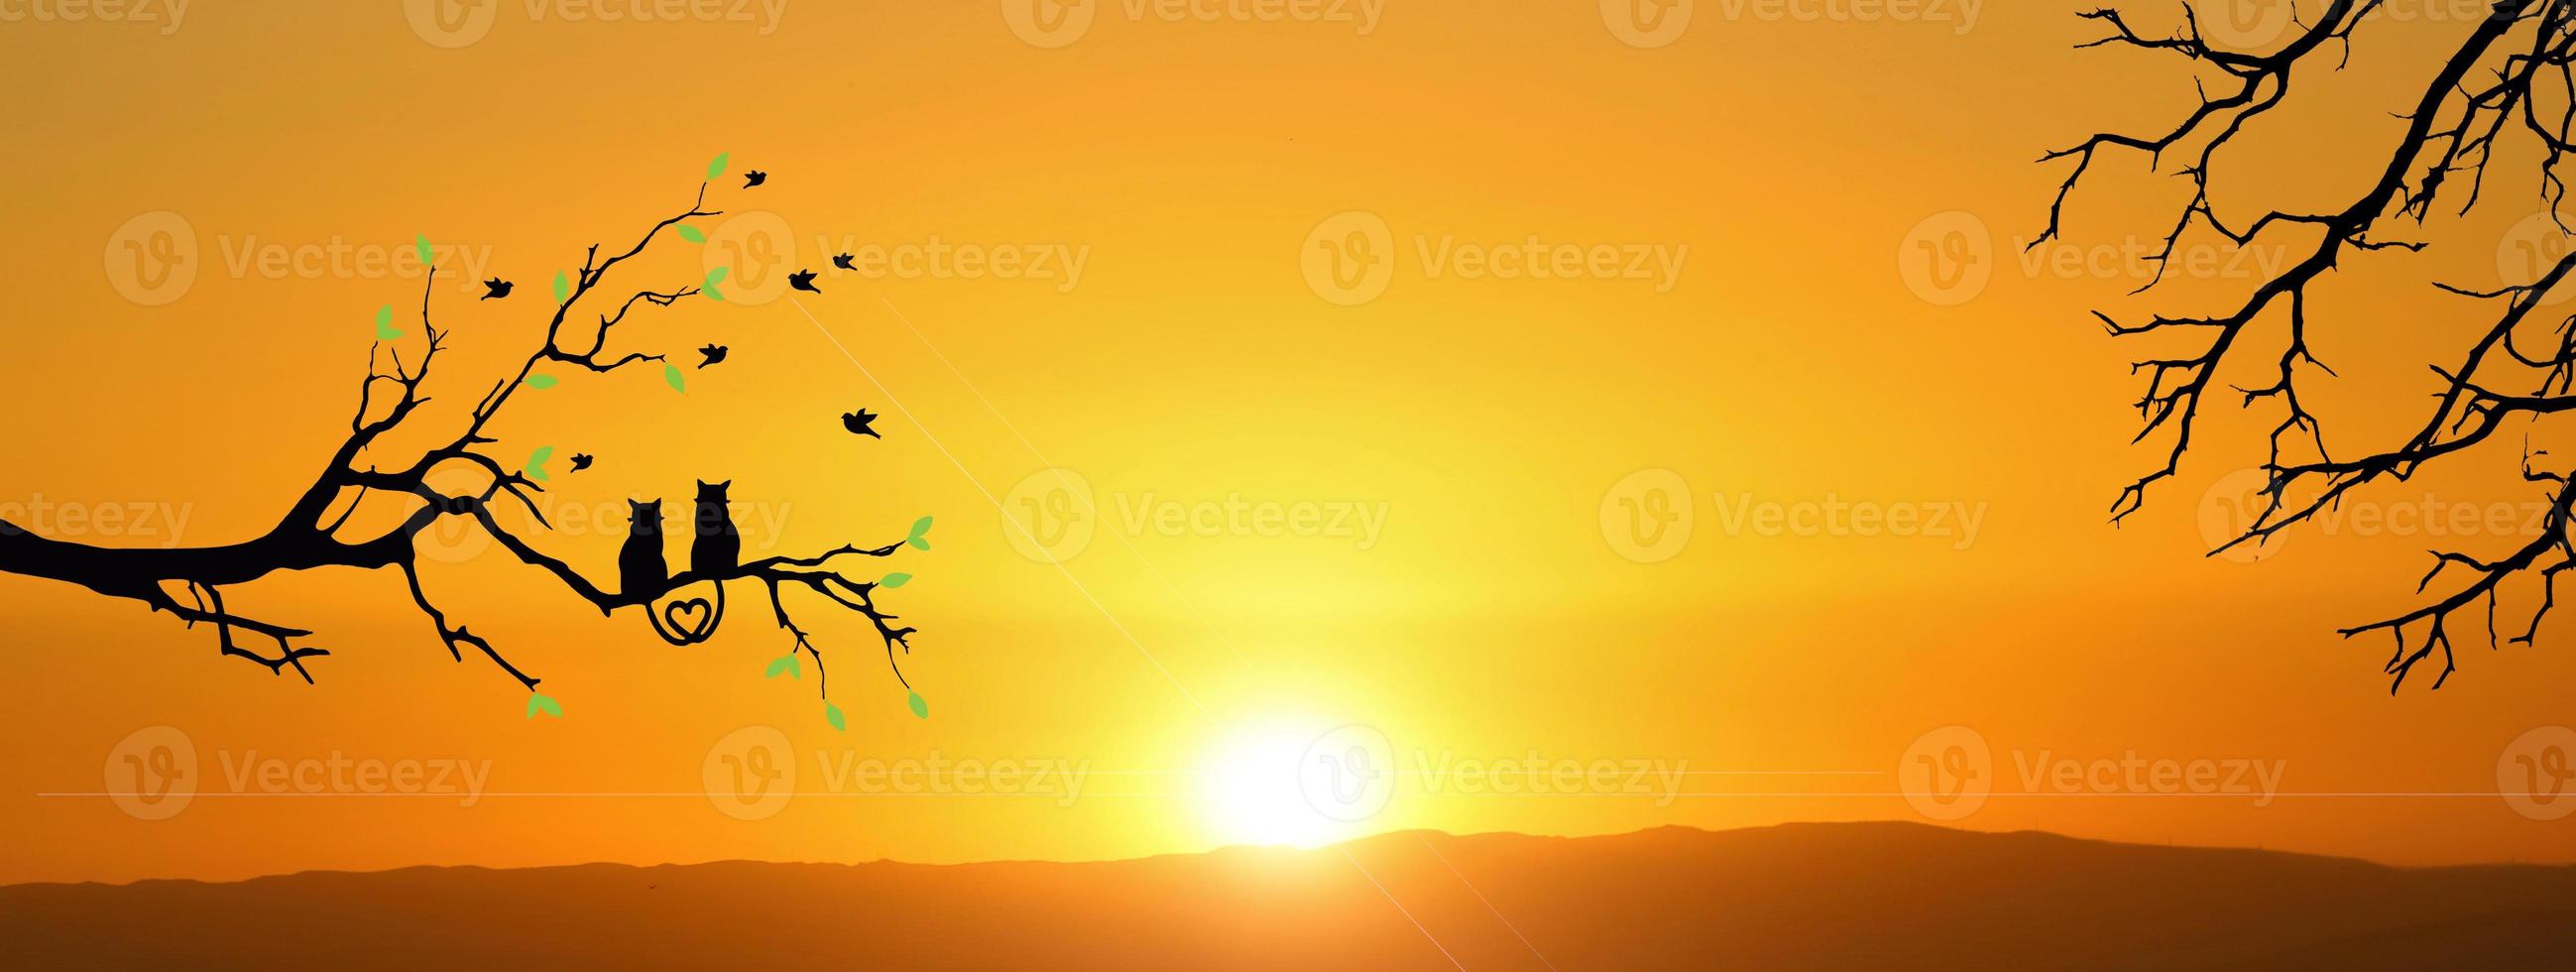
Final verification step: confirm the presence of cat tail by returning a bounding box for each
[645,580,727,646]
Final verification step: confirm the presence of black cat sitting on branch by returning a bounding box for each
[0,158,930,721]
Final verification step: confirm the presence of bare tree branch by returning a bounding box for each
[2049,0,2576,689]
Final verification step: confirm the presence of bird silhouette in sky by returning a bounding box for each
[481,278,513,301]
[744,171,767,187]
[843,409,879,438]
[569,453,595,473]
[789,269,820,293]
[698,344,729,369]
[831,252,855,271]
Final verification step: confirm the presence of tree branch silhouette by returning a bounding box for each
[0,172,922,711]
[2046,0,2576,689]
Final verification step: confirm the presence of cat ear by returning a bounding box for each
[720,480,732,489]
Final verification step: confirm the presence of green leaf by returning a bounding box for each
[414,233,433,268]
[525,692,562,719]
[676,224,705,244]
[704,266,730,288]
[707,152,730,181]
[526,445,554,482]
[878,572,911,589]
[905,516,933,551]
[373,304,403,341]
[663,362,686,394]
[552,271,570,304]
[824,701,846,731]
[906,690,929,720]
[523,374,559,391]
[704,284,725,303]
[764,655,800,679]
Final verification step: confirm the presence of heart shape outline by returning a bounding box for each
[662,597,717,643]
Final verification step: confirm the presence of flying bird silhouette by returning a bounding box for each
[789,269,820,293]
[831,252,855,271]
[480,278,513,301]
[569,453,594,473]
[843,409,879,438]
[698,344,729,369]
[744,171,767,187]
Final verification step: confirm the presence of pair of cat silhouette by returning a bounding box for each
[620,480,738,646]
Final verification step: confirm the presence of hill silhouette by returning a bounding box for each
[7,821,2572,969]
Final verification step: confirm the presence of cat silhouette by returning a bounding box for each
[690,480,741,575]
[617,500,669,599]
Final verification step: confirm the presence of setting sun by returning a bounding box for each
[1198,724,1352,848]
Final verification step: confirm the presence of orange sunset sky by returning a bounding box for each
[6,0,2576,887]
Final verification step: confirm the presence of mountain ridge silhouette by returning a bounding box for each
[9,821,2572,969]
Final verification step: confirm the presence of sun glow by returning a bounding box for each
[1197,724,1356,848]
